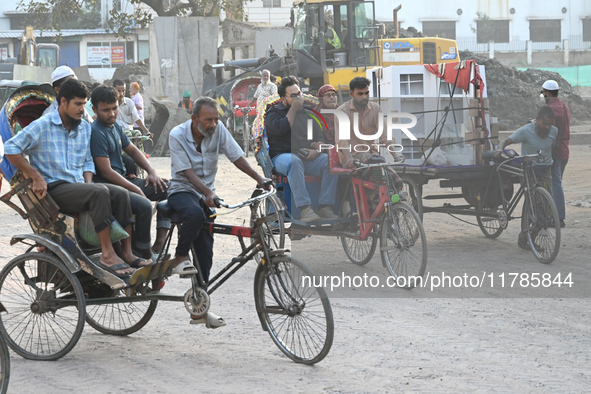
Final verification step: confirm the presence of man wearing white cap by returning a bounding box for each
[43,66,93,123]
[541,80,570,228]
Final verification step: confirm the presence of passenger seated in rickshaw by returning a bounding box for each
[335,77,404,190]
[3,79,140,277]
[90,85,169,264]
[266,76,339,222]
[315,84,338,145]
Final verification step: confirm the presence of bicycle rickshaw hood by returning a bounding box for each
[10,233,81,274]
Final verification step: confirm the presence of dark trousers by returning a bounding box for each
[47,182,133,233]
[167,192,215,282]
[127,178,170,250]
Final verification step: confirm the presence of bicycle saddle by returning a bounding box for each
[156,200,182,224]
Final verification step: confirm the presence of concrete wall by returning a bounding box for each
[253,28,292,58]
[150,17,218,103]
[12,64,53,83]
[475,50,591,68]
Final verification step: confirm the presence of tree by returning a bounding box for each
[17,0,249,38]
[470,12,496,44]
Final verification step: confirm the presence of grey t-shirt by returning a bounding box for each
[168,120,244,199]
[509,122,557,166]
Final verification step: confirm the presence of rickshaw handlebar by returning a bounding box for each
[213,186,277,210]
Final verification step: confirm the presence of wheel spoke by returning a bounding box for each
[256,256,333,364]
[0,253,85,360]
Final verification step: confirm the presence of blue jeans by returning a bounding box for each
[272,153,338,208]
[167,192,215,282]
[551,158,568,220]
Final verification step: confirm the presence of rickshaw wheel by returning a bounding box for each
[254,255,334,365]
[380,202,427,289]
[0,321,9,394]
[400,176,423,221]
[477,207,506,238]
[525,187,560,264]
[250,192,286,263]
[85,289,158,336]
[341,232,378,266]
[0,252,86,360]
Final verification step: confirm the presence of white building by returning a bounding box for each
[375,1,591,52]
[242,0,291,27]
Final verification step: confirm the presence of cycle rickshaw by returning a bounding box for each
[0,84,333,365]
[250,94,428,289]
[397,148,561,264]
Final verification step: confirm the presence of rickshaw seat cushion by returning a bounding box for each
[77,212,129,246]
[328,146,352,174]
[272,173,321,184]
[156,200,182,224]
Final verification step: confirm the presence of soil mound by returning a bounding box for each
[460,50,591,130]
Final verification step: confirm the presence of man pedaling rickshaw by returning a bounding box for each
[167,96,271,327]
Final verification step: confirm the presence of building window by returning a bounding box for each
[476,20,509,43]
[400,74,423,95]
[87,42,126,68]
[529,20,561,42]
[0,44,8,61]
[262,0,281,8]
[422,21,456,40]
[583,18,591,42]
[113,0,122,12]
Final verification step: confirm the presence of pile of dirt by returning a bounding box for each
[460,50,591,130]
[104,59,150,86]
[383,23,424,38]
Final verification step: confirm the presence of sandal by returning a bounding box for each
[190,312,226,329]
[97,261,134,278]
[172,259,198,276]
[128,258,156,268]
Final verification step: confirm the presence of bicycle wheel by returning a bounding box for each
[0,252,86,360]
[400,175,423,221]
[477,207,506,238]
[341,231,378,266]
[85,288,158,336]
[254,255,333,364]
[250,195,285,263]
[380,202,427,289]
[526,187,560,264]
[0,326,9,394]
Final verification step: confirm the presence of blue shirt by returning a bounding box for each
[3,109,95,184]
[509,122,558,166]
[90,120,130,181]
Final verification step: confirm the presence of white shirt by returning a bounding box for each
[253,82,277,108]
[116,97,140,130]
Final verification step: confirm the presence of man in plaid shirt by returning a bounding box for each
[4,79,145,277]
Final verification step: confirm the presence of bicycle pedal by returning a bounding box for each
[179,273,196,279]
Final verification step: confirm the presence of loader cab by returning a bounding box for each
[291,0,378,90]
[36,44,59,68]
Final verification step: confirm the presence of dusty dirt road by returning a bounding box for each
[1,145,590,393]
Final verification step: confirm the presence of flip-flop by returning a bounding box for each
[128,258,156,269]
[97,261,134,278]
